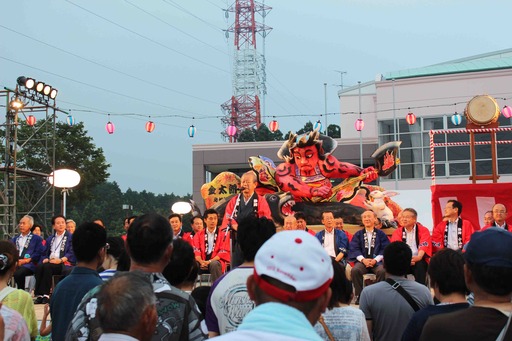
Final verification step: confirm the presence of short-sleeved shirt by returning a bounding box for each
[65,272,207,341]
[359,275,433,341]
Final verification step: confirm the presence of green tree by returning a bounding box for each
[297,121,314,135]
[68,181,125,234]
[327,124,341,138]
[255,123,273,141]
[237,128,255,142]
[271,129,285,141]
[14,119,110,220]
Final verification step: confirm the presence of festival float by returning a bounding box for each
[200,128,403,234]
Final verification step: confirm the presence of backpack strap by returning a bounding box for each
[386,278,420,312]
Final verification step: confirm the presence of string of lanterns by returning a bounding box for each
[21,105,512,136]
[98,104,512,136]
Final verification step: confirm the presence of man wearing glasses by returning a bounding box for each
[482,203,510,232]
[432,200,477,253]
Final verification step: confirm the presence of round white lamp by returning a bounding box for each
[48,169,81,216]
[171,202,192,215]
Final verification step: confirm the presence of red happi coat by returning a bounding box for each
[431,218,476,253]
[193,227,231,272]
[391,223,432,262]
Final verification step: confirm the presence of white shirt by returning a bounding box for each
[447,219,459,250]
[206,228,217,255]
[50,232,65,259]
[323,228,336,258]
[405,226,419,256]
[98,333,138,341]
[495,222,507,229]
[16,233,29,256]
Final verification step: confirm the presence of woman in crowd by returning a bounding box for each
[31,224,45,246]
[314,258,370,341]
[99,236,126,281]
[0,241,38,339]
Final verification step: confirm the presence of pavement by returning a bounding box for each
[33,302,49,321]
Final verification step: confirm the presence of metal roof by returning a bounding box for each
[383,48,512,80]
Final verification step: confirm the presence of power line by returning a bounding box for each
[163,0,225,31]
[65,0,229,74]
[266,70,315,114]
[123,0,228,56]
[0,25,221,106]
[0,56,209,116]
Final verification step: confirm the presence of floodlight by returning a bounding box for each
[35,82,45,93]
[49,88,58,99]
[16,76,35,89]
[43,84,51,96]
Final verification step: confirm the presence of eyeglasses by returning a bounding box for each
[493,211,507,214]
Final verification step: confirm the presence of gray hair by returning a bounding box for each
[96,271,156,333]
[22,215,34,227]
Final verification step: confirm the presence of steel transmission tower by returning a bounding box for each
[221,0,272,142]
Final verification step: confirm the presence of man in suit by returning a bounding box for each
[315,211,349,266]
[489,203,510,231]
[11,215,44,290]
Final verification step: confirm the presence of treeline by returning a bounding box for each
[63,181,191,236]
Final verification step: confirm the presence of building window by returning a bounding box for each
[378,115,512,180]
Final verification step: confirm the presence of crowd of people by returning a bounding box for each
[0,189,510,340]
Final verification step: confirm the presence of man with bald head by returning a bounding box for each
[349,210,390,303]
[482,203,510,232]
[283,215,297,231]
[221,171,272,268]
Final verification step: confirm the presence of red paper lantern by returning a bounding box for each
[355,118,364,131]
[145,121,155,133]
[106,121,115,134]
[26,115,36,126]
[226,125,237,137]
[269,120,279,132]
[502,105,512,119]
[406,112,417,125]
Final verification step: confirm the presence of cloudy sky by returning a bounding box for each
[1,0,510,195]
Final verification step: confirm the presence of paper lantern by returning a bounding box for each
[355,118,364,131]
[269,120,279,132]
[26,115,36,126]
[226,124,237,137]
[451,112,462,126]
[106,121,115,134]
[145,121,155,133]
[313,120,322,131]
[188,125,196,137]
[406,112,417,125]
[502,105,512,119]
[66,115,75,126]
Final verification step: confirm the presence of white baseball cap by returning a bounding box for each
[253,230,333,302]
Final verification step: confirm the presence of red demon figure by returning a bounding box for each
[275,130,378,202]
